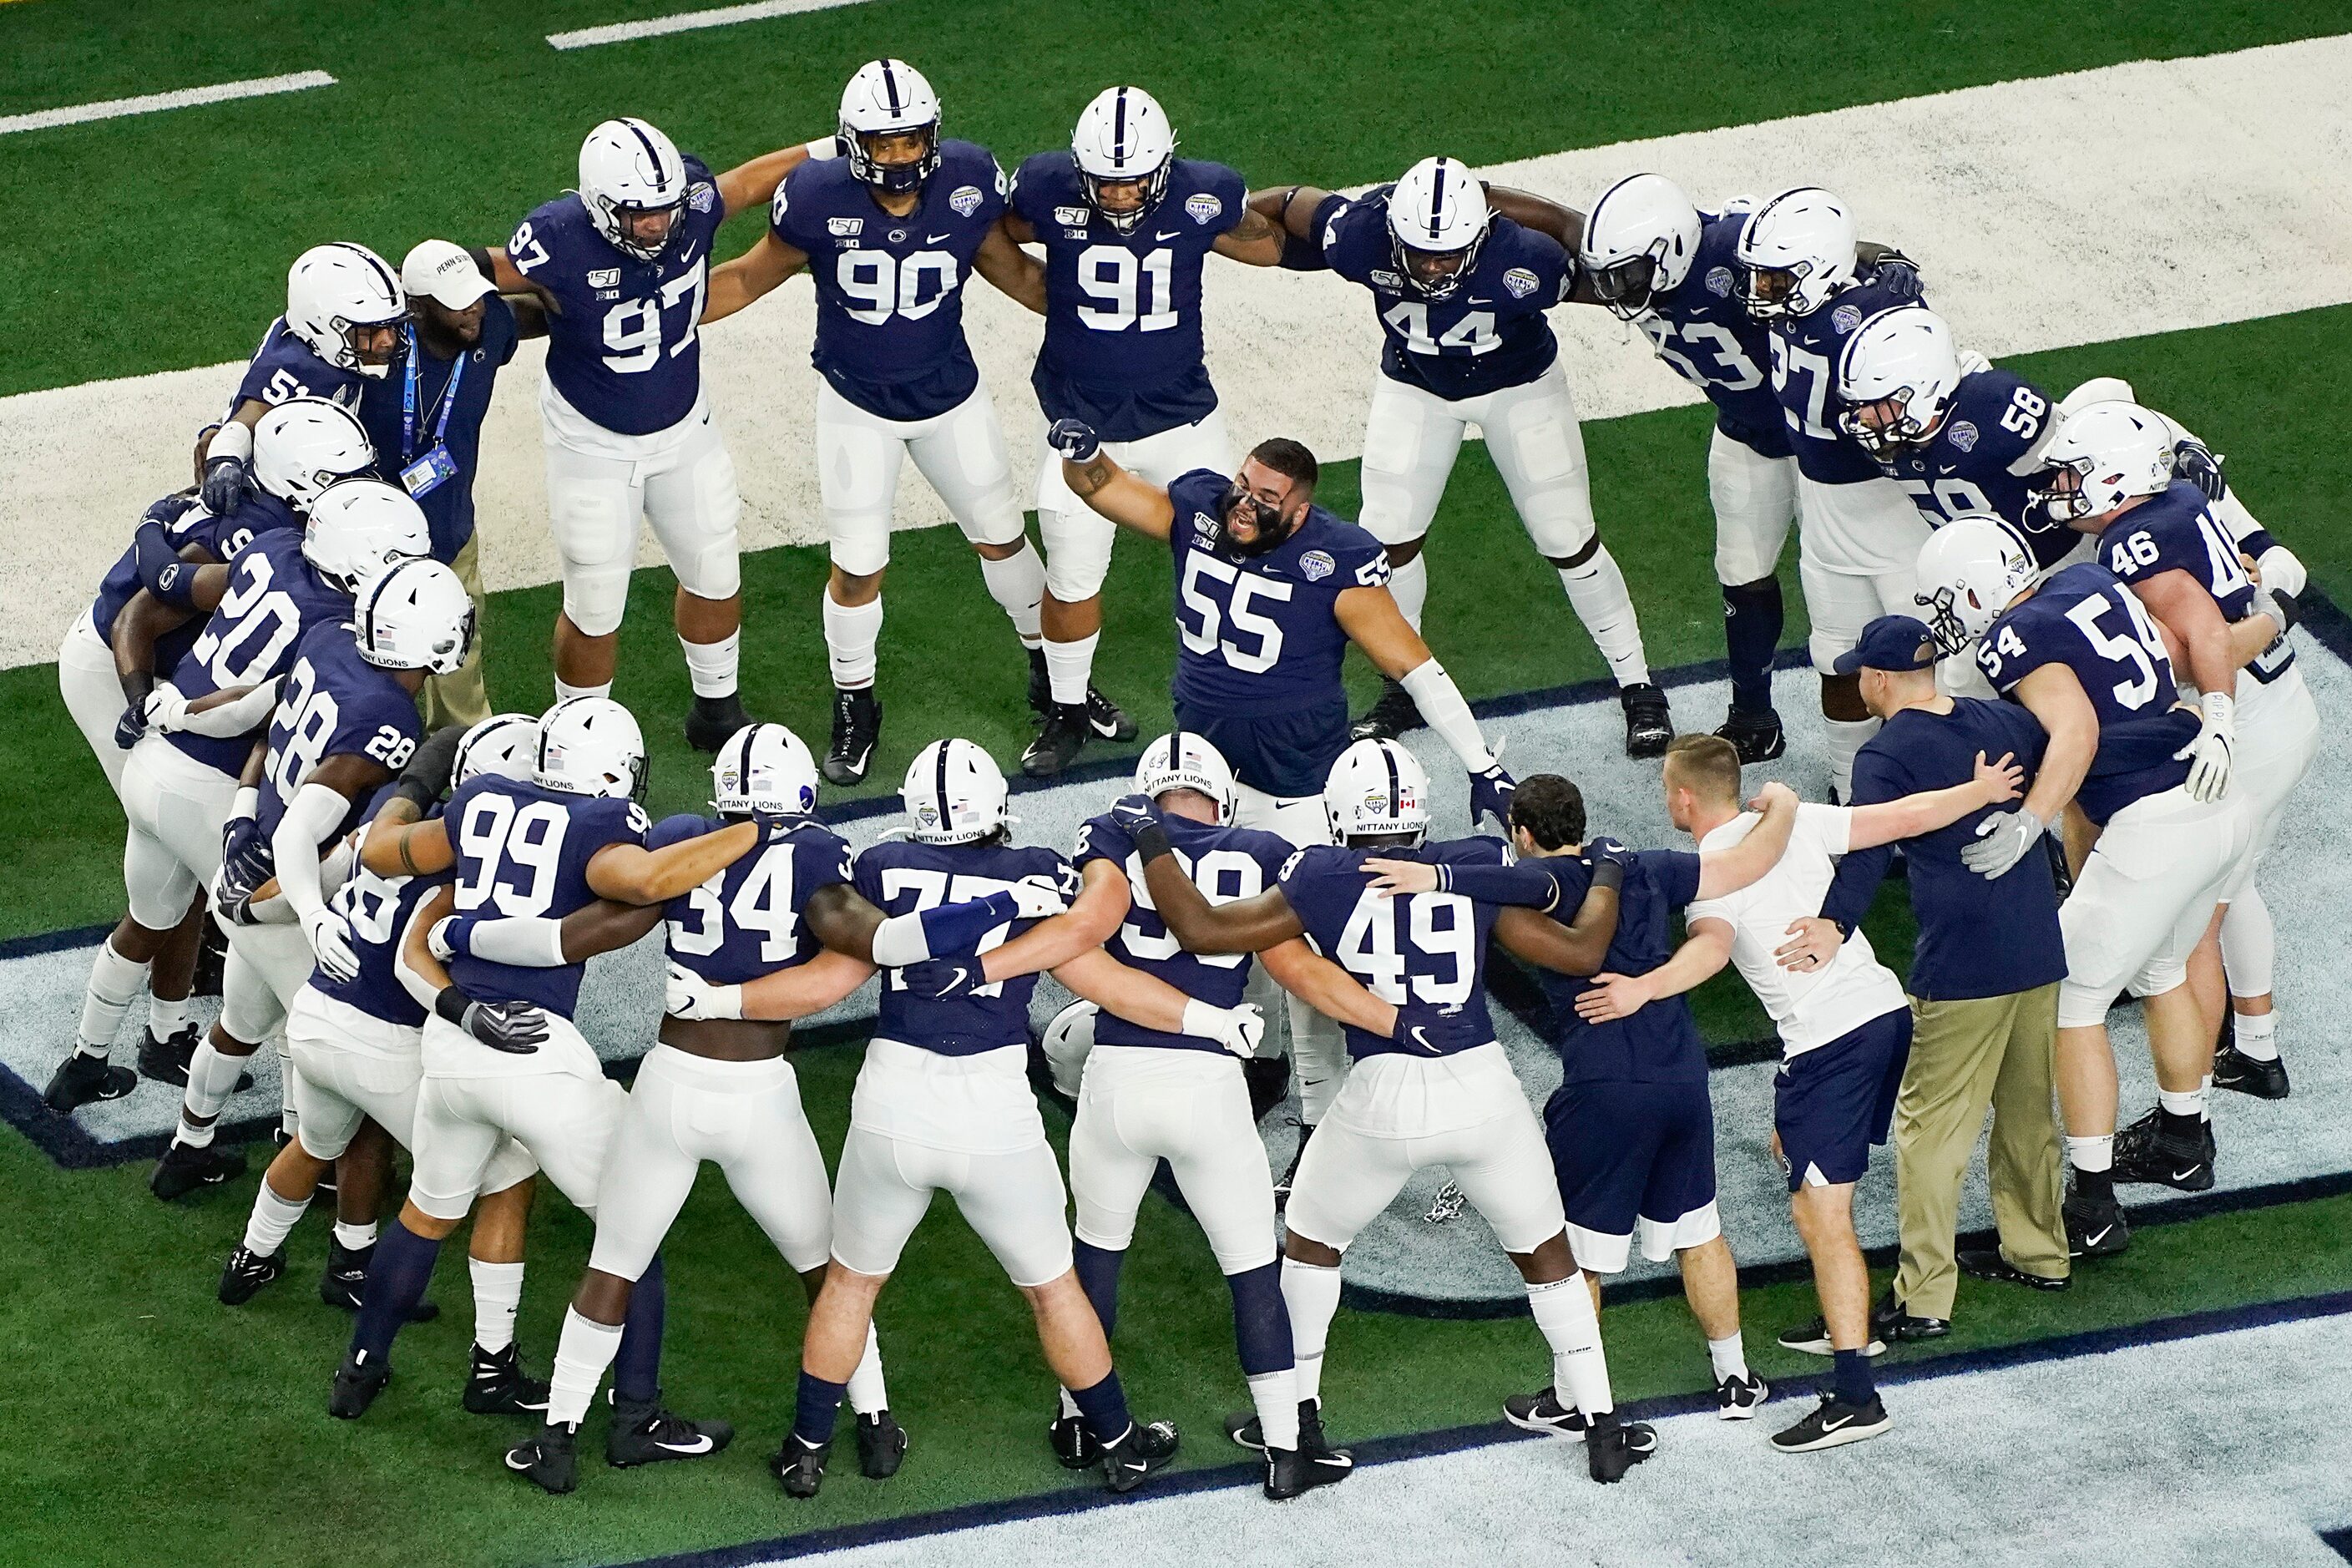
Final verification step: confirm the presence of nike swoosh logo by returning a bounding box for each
[2172,1166,2202,1181]
[1409,1026,1435,1052]
[928,231,953,242]
[940,967,969,993]
[1156,229,1183,240]
[657,1434,716,1454]
[503,1453,534,1470]
[2083,1225,2113,1245]
[1820,1414,1854,1432]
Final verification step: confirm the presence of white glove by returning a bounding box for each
[2256,544,2307,600]
[1008,877,1070,919]
[2177,692,2234,803]
[427,915,459,964]
[1956,348,1993,376]
[302,905,361,983]
[139,682,193,735]
[665,960,743,1021]
[1960,807,2047,880]
[1182,999,1267,1059]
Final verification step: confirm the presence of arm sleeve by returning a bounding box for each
[1398,659,1497,772]
[443,915,569,967]
[274,783,352,924]
[1432,858,1559,909]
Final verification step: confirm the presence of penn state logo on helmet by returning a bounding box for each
[1133,731,1238,825]
[1322,736,1432,844]
[355,558,474,675]
[252,397,376,511]
[453,712,540,787]
[301,478,430,595]
[900,737,1011,844]
[536,695,648,802]
[712,722,821,819]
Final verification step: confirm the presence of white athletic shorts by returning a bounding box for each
[586,1044,835,1282]
[1283,1043,1565,1257]
[1358,357,1596,559]
[2058,786,2253,1028]
[2222,662,2319,902]
[818,377,1025,579]
[60,615,132,797]
[409,1013,624,1221]
[1034,407,1231,602]
[1071,1044,1278,1275]
[541,381,741,635]
[217,919,316,1047]
[119,736,236,930]
[1707,428,1800,587]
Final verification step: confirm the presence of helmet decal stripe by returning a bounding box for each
[331,242,401,310]
[880,60,902,114]
[1112,88,1128,164]
[1381,741,1401,816]
[933,739,953,827]
[1428,161,1446,240]
[621,119,667,189]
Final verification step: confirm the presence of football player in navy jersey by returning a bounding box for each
[1003,87,1289,776]
[479,119,817,746]
[699,61,1055,787]
[1916,518,2256,1257]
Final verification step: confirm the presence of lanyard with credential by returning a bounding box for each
[400,326,468,463]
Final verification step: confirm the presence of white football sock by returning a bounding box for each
[181,1039,247,1124]
[1527,1272,1613,1417]
[1556,545,1650,686]
[1043,632,1099,708]
[547,1308,623,1428]
[2233,1009,2279,1062]
[148,992,191,1039]
[979,544,1046,646]
[845,1321,889,1415]
[333,1220,378,1252]
[822,591,883,690]
[1823,716,1880,802]
[553,676,612,701]
[241,1181,311,1257]
[2220,887,2275,998]
[678,631,740,699]
[2065,1133,2114,1173]
[1278,1258,1342,1407]
[1388,553,1429,631]
[76,938,149,1057]
[471,1259,525,1353]
[1707,1330,1749,1383]
[1248,1368,1301,1450]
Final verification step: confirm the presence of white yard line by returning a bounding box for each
[6,35,2351,668]
[547,0,880,50]
[0,70,335,136]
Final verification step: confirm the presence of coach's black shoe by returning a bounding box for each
[2112,1107,2214,1191]
[1621,682,1674,759]
[504,1423,579,1495]
[2064,1192,2130,1259]
[217,1243,286,1305]
[1775,1315,1888,1358]
[855,1409,908,1479]
[1050,1409,1102,1469]
[1870,1289,1949,1344]
[821,686,881,787]
[1504,1385,1590,1437]
[1716,1371,1770,1419]
[1958,1250,2071,1292]
[2213,1039,2289,1100]
[329,1348,392,1419]
[1584,1410,1657,1483]
[607,1390,733,1468]
[1714,706,1788,765]
[772,1433,829,1499]
[321,1239,439,1321]
[685,690,751,754]
[1084,685,1138,743]
[1350,677,1424,741]
[150,1137,246,1201]
[1022,703,1091,777]
[465,1343,551,1416]
[1099,1419,1179,1494]
[1770,1391,1890,1453]
[44,1051,136,1113]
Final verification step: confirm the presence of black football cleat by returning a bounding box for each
[1265,1437,1353,1500]
[464,1342,551,1416]
[138,1024,204,1088]
[1026,647,1054,717]
[44,1052,136,1113]
[684,690,751,754]
[1770,1391,1890,1453]
[1022,703,1092,777]
[329,1348,392,1419]
[1714,706,1788,765]
[1621,682,1674,758]
[1099,1419,1179,1494]
[2064,1192,2130,1259]
[1959,1249,2071,1292]
[772,1433,829,1499]
[1083,685,1138,742]
[606,1389,734,1468]
[1584,1410,1657,1483]
[854,1409,908,1479]
[2111,1107,2213,1191]
[1050,1409,1101,1469]
[1350,677,1424,741]
[217,1243,286,1306]
[1504,1385,1591,1438]
[822,686,882,787]
[150,1137,247,1201]
[504,1423,579,1495]
[2212,1039,2289,1100]
[1224,1409,1267,1451]
[1716,1371,1770,1419]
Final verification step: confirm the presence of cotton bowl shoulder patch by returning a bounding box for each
[1186,193,1224,225]
[1371,269,1404,289]
[1503,266,1540,299]
[689,184,715,213]
[1300,549,1335,581]
[1055,205,1090,227]
[1948,420,1980,453]
[950,185,984,216]
[1706,265,1733,296]
[1833,302,1864,333]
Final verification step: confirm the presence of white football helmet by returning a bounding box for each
[355,559,474,675]
[1914,514,2039,655]
[453,712,540,787]
[1734,187,1859,320]
[301,478,430,595]
[712,722,821,819]
[285,243,407,379]
[1071,85,1175,234]
[1040,999,1100,1100]
[1133,730,1237,824]
[578,118,689,260]
[1580,172,1702,320]
[1323,737,1432,844]
[1387,156,1490,300]
[1837,306,1965,458]
[2031,399,2173,524]
[536,695,647,801]
[901,737,1010,844]
[838,59,942,195]
[252,397,375,511]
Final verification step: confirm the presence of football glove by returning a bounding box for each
[2177,693,2234,803]
[1870,250,1923,299]
[1047,417,1101,463]
[200,455,250,517]
[1961,807,2046,879]
[1469,761,1517,832]
[2171,439,2228,504]
[139,683,193,736]
[435,988,548,1055]
[1182,999,1267,1059]
[897,959,980,1001]
[302,906,362,983]
[664,961,743,1021]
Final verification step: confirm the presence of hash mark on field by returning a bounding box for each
[0,71,336,136]
[547,0,879,50]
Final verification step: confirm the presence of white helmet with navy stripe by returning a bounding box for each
[901,737,1010,844]
[301,478,430,595]
[1580,172,1702,321]
[536,695,648,802]
[712,722,821,819]
[252,397,375,511]
[285,242,407,380]
[354,558,474,675]
[453,712,540,787]
[1072,85,1175,235]
[1734,186,1859,320]
[1323,736,1432,844]
[1133,730,1237,825]
[578,118,690,260]
[1387,156,1490,300]
[838,59,942,195]
[1837,305,1965,458]
[1914,513,2039,656]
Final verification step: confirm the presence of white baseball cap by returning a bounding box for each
[400,239,495,311]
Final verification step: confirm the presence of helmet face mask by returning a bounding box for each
[1842,388,1935,458]
[1580,172,1702,321]
[1588,250,1662,319]
[1386,156,1490,302]
[1836,306,1963,458]
[2027,400,2172,526]
[1914,514,2038,655]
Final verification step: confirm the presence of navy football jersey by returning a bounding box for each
[2098,480,2294,686]
[444,776,650,1014]
[311,789,447,1029]
[1075,811,1292,1054]
[89,489,296,653]
[1529,849,1709,1086]
[652,814,854,985]
[226,317,368,417]
[854,838,1080,1055]
[771,140,1007,422]
[255,618,424,857]
[1767,264,1926,484]
[162,532,351,777]
[1011,152,1245,440]
[1279,837,1515,1061]
[1977,562,2197,822]
[508,154,728,435]
[1318,190,1571,400]
[1636,208,1789,458]
[1876,369,2072,568]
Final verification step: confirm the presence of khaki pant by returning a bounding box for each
[1891,984,2069,1319]
[421,530,490,731]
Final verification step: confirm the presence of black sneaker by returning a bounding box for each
[606,1389,734,1468]
[855,1409,908,1479]
[137,1024,208,1088]
[1022,703,1092,777]
[2212,1039,2289,1100]
[217,1243,286,1305]
[44,1051,136,1113]
[1503,1385,1589,1437]
[1350,677,1424,741]
[1958,1249,2071,1292]
[1775,1315,1888,1357]
[1585,1410,1657,1483]
[1272,1123,1312,1212]
[504,1423,579,1495]
[1083,685,1137,742]
[1714,706,1788,765]
[1049,1409,1100,1469]
[1716,1371,1770,1419]
[320,1239,439,1320]
[1621,682,1673,758]
[684,690,751,754]
[2111,1107,2213,1191]
[1099,1419,1179,1494]
[1770,1391,1890,1453]
[2064,1191,2130,1259]
[465,1343,551,1416]
[329,1348,392,1419]
[1870,1289,1949,1344]
[772,1432,828,1499]
[150,1137,246,1201]
[822,686,881,787]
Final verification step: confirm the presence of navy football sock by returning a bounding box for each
[1073,1240,1124,1343]
[1722,579,1783,714]
[1069,1368,1133,1446]
[1833,1347,1874,1406]
[613,1253,665,1403]
[792,1370,847,1449]
[350,1218,440,1364]
[1226,1261,1295,1377]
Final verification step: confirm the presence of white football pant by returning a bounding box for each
[817,377,1027,578]
[541,382,741,636]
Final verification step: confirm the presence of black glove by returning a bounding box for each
[1047,417,1101,463]
[1110,792,1172,862]
[392,723,468,809]
[200,455,250,517]
[898,959,980,1001]
[214,817,273,924]
[436,987,548,1055]
[2172,439,2228,503]
[1869,250,1923,300]
[1585,834,1634,891]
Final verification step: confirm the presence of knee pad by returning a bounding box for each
[560,564,630,638]
[1040,507,1116,603]
[2129,957,2188,1003]
[653,448,741,601]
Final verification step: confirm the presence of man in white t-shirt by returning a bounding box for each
[1575,733,2022,1454]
